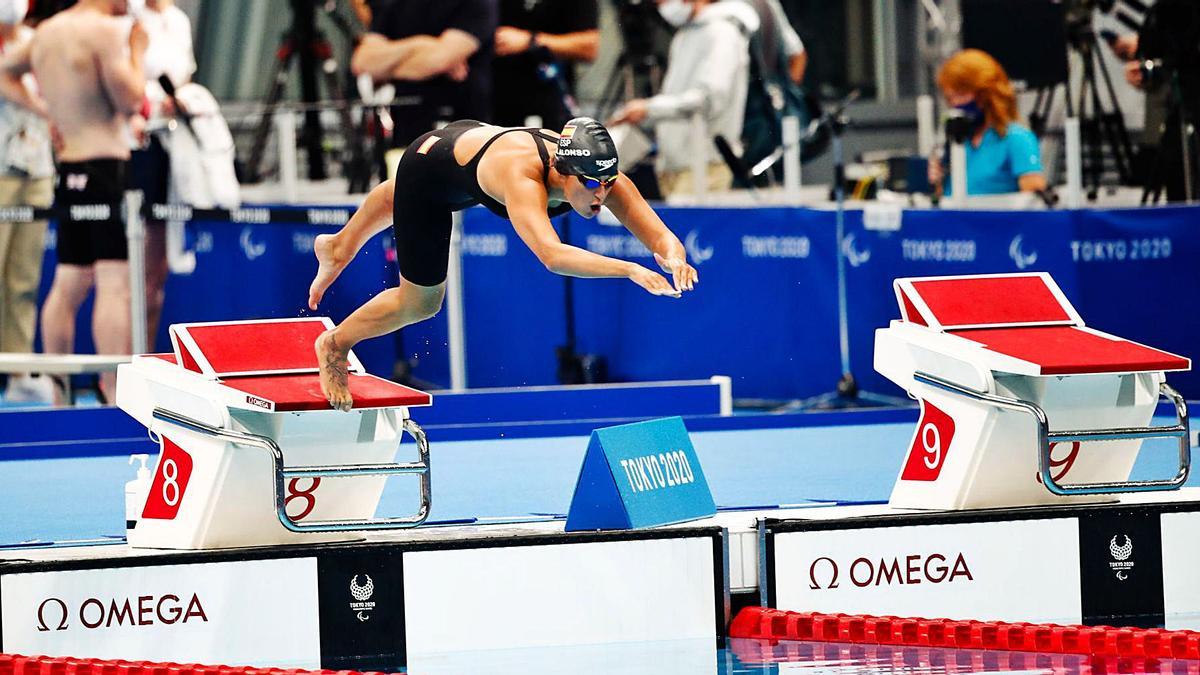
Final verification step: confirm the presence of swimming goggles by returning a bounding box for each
[581,175,618,190]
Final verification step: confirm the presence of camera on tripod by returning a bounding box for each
[614,0,666,62]
[1063,0,1115,35]
[1135,0,1200,91]
[599,0,669,119]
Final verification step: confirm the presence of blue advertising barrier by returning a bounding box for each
[565,416,716,531]
[35,203,1200,400]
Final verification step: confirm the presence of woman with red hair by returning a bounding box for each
[928,49,1047,196]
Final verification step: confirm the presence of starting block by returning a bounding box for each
[875,273,1191,509]
[115,318,432,549]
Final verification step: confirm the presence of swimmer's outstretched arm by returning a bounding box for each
[505,177,682,297]
[308,179,396,310]
[605,175,698,293]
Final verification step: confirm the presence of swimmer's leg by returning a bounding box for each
[316,278,445,411]
[309,179,397,310]
[40,263,94,405]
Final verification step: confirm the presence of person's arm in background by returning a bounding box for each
[352,32,469,82]
[1009,126,1047,193]
[496,0,599,61]
[0,39,48,117]
[495,27,599,61]
[97,20,149,116]
[610,20,747,126]
[354,0,494,83]
[348,0,372,28]
[165,7,196,86]
[1107,33,1146,88]
[1018,173,1048,192]
[788,51,808,85]
[768,0,807,84]
[383,30,480,81]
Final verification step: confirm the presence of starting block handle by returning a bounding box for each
[913,372,1192,497]
[151,408,432,532]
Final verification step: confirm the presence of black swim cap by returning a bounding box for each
[554,117,619,179]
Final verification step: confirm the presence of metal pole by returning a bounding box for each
[165,219,196,275]
[949,139,967,206]
[690,110,707,202]
[1181,117,1195,204]
[124,190,148,355]
[782,115,802,197]
[872,0,900,103]
[939,0,963,56]
[833,130,851,375]
[276,110,299,203]
[446,211,468,390]
[1065,117,1083,208]
[917,95,937,158]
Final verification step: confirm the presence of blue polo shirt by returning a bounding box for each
[946,123,1043,196]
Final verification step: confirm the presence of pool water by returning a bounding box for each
[398,638,1198,674]
[725,639,1196,674]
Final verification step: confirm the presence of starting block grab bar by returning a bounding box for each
[151,407,431,532]
[913,372,1191,497]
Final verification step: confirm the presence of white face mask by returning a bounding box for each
[658,0,693,27]
[0,0,29,25]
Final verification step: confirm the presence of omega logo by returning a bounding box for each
[808,553,974,590]
[245,395,272,410]
[36,593,208,632]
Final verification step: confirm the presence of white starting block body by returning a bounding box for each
[116,318,432,549]
[875,273,1191,510]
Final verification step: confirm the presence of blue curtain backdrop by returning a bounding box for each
[37,204,1200,400]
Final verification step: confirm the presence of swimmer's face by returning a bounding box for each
[566,174,618,219]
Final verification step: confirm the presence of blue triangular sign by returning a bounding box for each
[565,417,716,532]
[564,434,632,531]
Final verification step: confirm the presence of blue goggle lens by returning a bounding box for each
[581,176,618,190]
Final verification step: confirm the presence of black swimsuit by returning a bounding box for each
[392,120,572,286]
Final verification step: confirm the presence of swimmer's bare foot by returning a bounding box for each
[315,329,353,412]
[309,234,347,311]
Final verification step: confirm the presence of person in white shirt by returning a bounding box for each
[609,0,759,197]
[128,0,195,350]
[0,0,55,403]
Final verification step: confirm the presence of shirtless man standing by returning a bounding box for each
[0,0,147,401]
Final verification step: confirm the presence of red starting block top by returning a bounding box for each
[897,273,1081,329]
[223,373,431,411]
[147,353,431,411]
[952,326,1190,375]
[169,318,362,377]
[153,319,431,411]
[894,273,1190,375]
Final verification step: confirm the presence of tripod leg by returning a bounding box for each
[1030,88,1047,136]
[1091,39,1136,184]
[597,56,628,122]
[373,107,389,183]
[319,51,370,193]
[1079,48,1103,200]
[245,42,295,184]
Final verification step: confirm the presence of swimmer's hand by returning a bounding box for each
[629,264,681,298]
[654,252,698,294]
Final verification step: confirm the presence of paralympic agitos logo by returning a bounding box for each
[807,552,974,590]
[35,593,208,632]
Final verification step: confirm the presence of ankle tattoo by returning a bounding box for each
[321,332,350,373]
